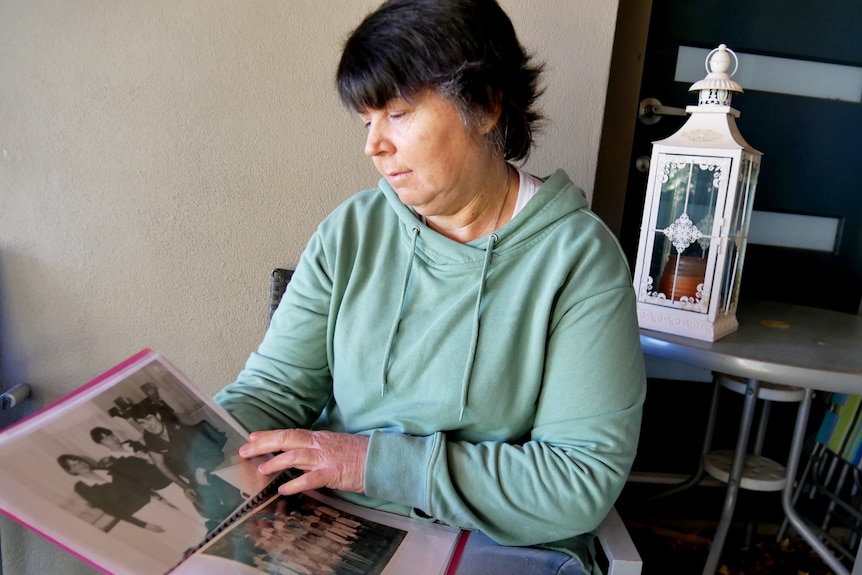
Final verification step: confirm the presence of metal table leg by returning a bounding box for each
[702,378,761,574]
[782,388,855,575]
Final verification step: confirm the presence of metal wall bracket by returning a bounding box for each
[638,97,687,125]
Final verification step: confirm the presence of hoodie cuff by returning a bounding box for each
[364,429,440,513]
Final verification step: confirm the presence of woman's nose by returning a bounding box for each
[364,123,391,157]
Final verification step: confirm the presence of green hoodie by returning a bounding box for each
[215,169,646,560]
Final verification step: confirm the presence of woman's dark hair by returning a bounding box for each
[126,401,159,422]
[57,454,94,474]
[90,426,113,442]
[336,0,545,162]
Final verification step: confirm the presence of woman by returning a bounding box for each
[215,0,646,572]
[89,426,150,459]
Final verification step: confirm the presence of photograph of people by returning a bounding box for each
[89,424,214,521]
[0,349,283,575]
[127,400,246,531]
[198,494,405,575]
[53,450,207,561]
[56,454,167,533]
[215,0,646,573]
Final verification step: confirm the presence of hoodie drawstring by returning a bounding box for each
[381,225,420,396]
[380,227,497,422]
[459,233,497,420]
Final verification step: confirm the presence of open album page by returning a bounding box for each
[0,350,273,575]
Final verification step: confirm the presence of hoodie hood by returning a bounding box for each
[379,169,589,263]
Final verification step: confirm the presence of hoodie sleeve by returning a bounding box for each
[214,233,335,433]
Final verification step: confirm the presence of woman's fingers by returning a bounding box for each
[240,428,307,457]
[239,429,368,494]
[277,469,329,497]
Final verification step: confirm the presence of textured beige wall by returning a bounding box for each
[0,1,619,572]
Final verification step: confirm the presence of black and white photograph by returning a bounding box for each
[0,350,271,575]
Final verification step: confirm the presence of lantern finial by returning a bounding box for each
[689,44,743,106]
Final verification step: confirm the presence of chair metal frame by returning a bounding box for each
[778,393,862,571]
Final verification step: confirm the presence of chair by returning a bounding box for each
[267,268,642,575]
[593,506,644,575]
[777,392,862,570]
[268,268,293,328]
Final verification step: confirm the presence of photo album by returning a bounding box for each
[0,349,465,575]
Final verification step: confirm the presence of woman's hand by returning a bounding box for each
[239,429,368,496]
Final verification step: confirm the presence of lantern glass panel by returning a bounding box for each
[718,154,760,312]
[645,154,730,311]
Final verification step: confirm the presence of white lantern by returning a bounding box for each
[632,45,762,341]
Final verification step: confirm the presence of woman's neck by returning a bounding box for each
[425,162,518,243]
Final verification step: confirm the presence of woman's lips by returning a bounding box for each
[387,170,411,181]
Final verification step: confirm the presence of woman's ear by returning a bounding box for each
[481,93,504,135]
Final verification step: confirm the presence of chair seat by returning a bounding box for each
[704,449,787,491]
[717,374,805,402]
